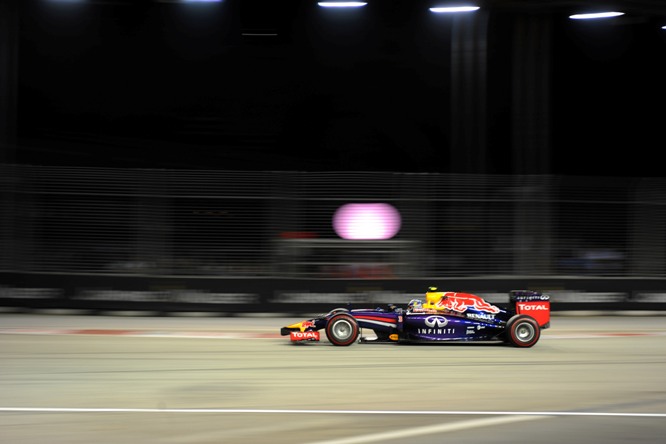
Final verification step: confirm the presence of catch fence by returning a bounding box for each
[2,164,665,279]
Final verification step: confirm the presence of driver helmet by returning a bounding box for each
[408,299,423,311]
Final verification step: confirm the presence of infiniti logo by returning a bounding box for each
[425,316,448,328]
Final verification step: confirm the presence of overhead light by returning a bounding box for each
[569,11,625,20]
[430,6,480,14]
[318,2,368,7]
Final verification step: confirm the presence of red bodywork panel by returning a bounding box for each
[516,301,551,327]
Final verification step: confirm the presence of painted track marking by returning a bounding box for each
[1,408,664,417]
[304,415,542,444]
[2,405,664,444]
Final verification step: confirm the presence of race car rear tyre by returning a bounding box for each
[325,313,359,346]
[506,315,540,348]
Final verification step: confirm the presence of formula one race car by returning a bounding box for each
[281,289,550,348]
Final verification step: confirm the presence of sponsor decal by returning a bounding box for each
[466,313,495,321]
[466,325,484,335]
[517,303,549,311]
[417,328,455,335]
[425,316,448,328]
[436,293,500,314]
[290,331,320,341]
[510,291,550,302]
[516,295,550,301]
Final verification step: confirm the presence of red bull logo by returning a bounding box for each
[436,292,500,314]
[300,321,315,331]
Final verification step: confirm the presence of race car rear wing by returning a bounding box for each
[510,290,550,329]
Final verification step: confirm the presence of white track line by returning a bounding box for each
[305,415,542,444]
[0,408,664,417]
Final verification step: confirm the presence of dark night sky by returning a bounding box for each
[13,0,666,176]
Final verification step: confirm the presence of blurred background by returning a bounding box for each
[2,0,666,312]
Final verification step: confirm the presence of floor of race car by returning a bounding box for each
[1,313,666,444]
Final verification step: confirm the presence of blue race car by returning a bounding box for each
[281,288,550,348]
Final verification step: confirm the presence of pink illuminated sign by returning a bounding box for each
[333,203,401,240]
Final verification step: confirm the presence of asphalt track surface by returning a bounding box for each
[1,313,666,444]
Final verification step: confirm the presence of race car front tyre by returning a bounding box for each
[506,315,540,348]
[325,313,359,346]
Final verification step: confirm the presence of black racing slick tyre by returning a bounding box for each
[506,315,540,348]
[325,313,359,346]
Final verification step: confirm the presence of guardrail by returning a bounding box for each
[2,272,666,315]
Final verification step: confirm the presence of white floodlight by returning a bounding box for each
[318,2,368,7]
[429,6,480,14]
[569,11,625,20]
